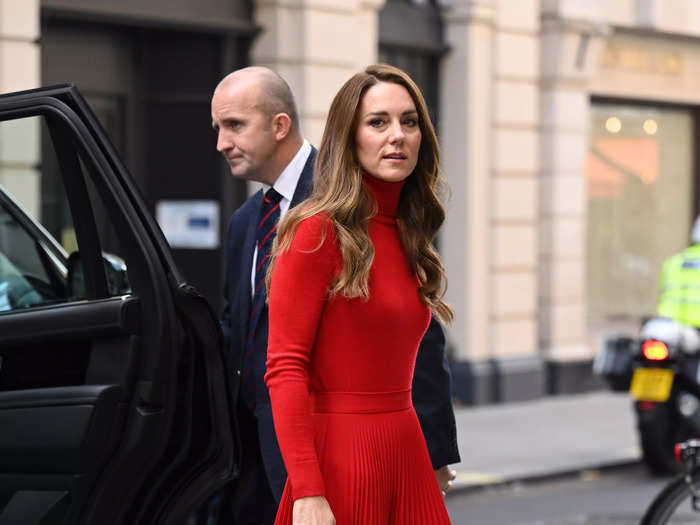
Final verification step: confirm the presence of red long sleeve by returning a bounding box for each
[265,174,431,504]
[265,214,341,500]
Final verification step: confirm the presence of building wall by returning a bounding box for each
[590,30,700,104]
[245,0,700,403]
[538,0,700,391]
[252,0,386,147]
[441,0,544,402]
[439,0,700,402]
[41,0,251,26]
[8,0,700,404]
[0,0,40,217]
[491,0,540,364]
[539,2,605,365]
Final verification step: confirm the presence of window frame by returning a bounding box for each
[0,105,110,305]
[587,96,700,334]
[591,95,700,215]
[0,195,69,307]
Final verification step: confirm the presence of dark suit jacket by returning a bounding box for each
[221,147,460,501]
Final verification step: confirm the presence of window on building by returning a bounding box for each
[587,102,695,337]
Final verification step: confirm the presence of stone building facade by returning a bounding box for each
[3,0,700,403]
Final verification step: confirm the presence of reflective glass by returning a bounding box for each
[587,104,694,337]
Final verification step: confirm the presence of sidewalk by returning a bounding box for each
[450,391,641,491]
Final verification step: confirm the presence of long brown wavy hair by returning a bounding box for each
[267,64,453,323]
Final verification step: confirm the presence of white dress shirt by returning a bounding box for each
[251,139,312,294]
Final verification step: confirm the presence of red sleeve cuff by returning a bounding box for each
[289,462,326,501]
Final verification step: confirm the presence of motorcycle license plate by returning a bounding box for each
[629,368,674,402]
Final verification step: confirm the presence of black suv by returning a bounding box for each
[0,86,237,524]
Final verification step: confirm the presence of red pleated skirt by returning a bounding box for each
[273,391,451,524]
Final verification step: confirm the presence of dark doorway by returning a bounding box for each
[379,0,447,130]
[379,0,446,252]
[41,16,251,313]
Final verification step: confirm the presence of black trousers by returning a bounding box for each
[218,401,278,525]
[193,400,278,525]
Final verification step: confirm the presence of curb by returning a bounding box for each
[446,458,642,497]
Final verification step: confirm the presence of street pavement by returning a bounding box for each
[450,390,641,492]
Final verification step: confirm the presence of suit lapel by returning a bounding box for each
[290,147,316,208]
[244,147,316,345]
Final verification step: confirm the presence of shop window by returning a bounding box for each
[587,103,694,336]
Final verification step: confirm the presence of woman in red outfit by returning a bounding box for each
[265,64,453,525]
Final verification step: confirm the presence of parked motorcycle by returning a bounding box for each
[594,317,700,474]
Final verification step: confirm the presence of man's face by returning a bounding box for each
[211,82,276,184]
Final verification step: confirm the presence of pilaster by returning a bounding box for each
[539,11,609,363]
[440,0,495,364]
[251,0,385,146]
[0,0,40,215]
[490,0,540,367]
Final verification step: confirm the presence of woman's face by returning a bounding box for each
[354,81,422,183]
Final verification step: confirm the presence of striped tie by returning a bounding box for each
[242,187,283,411]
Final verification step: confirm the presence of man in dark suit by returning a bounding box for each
[210,66,459,525]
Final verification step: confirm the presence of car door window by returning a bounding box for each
[0,194,69,310]
[0,115,129,314]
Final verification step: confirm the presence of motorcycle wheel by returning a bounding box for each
[640,470,700,524]
[639,421,682,475]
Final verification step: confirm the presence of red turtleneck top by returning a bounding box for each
[265,174,431,501]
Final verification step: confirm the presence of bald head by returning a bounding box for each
[215,67,299,133]
[211,67,304,185]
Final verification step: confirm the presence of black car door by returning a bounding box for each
[0,85,237,524]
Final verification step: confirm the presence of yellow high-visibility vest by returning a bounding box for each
[658,244,700,327]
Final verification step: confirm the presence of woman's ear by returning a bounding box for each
[272,113,292,141]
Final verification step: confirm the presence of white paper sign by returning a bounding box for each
[156,200,220,249]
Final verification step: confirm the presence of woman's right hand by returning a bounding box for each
[292,496,336,525]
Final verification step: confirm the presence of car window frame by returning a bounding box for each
[0,184,69,270]
[0,196,69,307]
[44,112,110,299]
[0,85,236,523]
[0,108,110,307]
[0,89,180,389]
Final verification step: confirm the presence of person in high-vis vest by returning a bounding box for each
[657,215,700,328]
